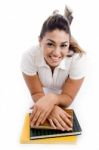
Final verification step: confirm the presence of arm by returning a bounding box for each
[42,77,84,131]
[22,73,45,102]
[52,77,84,107]
[22,72,58,127]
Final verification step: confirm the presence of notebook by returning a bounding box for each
[30,109,82,140]
[30,109,73,130]
[20,113,77,144]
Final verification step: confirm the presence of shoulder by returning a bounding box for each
[69,53,87,79]
[21,45,42,63]
[21,45,42,75]
[64,52,86,66]
[22,45,41,58]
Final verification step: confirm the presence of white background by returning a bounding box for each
[0,0,99,149]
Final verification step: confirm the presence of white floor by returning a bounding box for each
[0,0,99,150]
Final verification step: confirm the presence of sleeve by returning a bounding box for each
[69,53,87,79]
[20,51,37,76]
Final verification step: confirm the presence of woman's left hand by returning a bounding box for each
[47,105,72,131]
[30,93,57,127]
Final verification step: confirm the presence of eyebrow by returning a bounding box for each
[47,39,68,44]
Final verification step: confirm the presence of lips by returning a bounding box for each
[49,55,61,62]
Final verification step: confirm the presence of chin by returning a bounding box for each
[49,62,60,68]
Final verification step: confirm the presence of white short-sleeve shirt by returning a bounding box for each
[21,45,86,94]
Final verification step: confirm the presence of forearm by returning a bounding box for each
[32,92,73,107]
[31,92,45,103]
[22,73,45,103]
[54,78,84,107]
[32,92,60,107]
[51,93,73,108]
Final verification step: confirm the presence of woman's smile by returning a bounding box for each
[48,55,62,63]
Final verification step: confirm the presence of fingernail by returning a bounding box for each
[62,128,65,131]
[41,121,43,125]
[32,122,34,126]
[36,123,39,126]
[69,128,72,131]
[31,124,33,127]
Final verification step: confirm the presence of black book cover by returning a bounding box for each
[30,111,82,140]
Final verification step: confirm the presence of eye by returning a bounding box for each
[60,44,67,48]
[47,43,54,47]
[47,43,52,46]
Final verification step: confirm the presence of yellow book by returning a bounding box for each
[20,113,77,144]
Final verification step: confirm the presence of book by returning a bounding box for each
[30,109,73,130]
[30,109,82,140]
[20,113,77,144]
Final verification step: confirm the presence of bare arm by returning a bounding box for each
[22,73,45,102]
[53,77,84,107]
[22,72,84,107]
[22,73,59,127]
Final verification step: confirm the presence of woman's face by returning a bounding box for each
[39,29,70,69]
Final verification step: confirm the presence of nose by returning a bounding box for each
[52,47,61,56]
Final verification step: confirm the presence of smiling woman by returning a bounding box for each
[39,29,70,70]
[21,6,86,131]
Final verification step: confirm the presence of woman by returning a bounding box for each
[21,6,86,131]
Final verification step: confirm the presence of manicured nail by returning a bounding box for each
[41,121,43,125]
[62,128,65,131]
[36,123,39,127]
[31,123,33,127]
[69,128,72,131]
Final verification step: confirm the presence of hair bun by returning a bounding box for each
[64,5,73,25]
[52,10,59,15]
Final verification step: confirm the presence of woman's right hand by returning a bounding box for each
[47,105,73,131]
[30,93,57,127]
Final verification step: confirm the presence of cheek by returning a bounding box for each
[43,46,52,56]
[62,48,69,56]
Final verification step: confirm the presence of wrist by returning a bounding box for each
[46,93,59,105]
[32,92,45,102]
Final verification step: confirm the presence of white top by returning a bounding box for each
[21,45,86,94]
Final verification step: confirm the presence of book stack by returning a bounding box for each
[20,109,82,144]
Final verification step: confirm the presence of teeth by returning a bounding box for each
[49,56,61,62]
[50,56,60,59]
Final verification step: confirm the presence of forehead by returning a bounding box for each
[43,29,70,43]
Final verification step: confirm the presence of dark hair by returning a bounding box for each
[39,6,84,56]
[39,14,71,39]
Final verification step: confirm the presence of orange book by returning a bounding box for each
[20,109,81,143]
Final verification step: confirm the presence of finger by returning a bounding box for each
[35,112,46,126]
[53,118,65,131]
[66,117,73,128]
[65,111,72,119]
[30,106,37,121]
[59,115,72,131]
[40,110,51,124]
[57,115,72,131]
[60,113,73,128]
[31,110,41,126]
[56,115,68,129]
[48,118,56,129]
